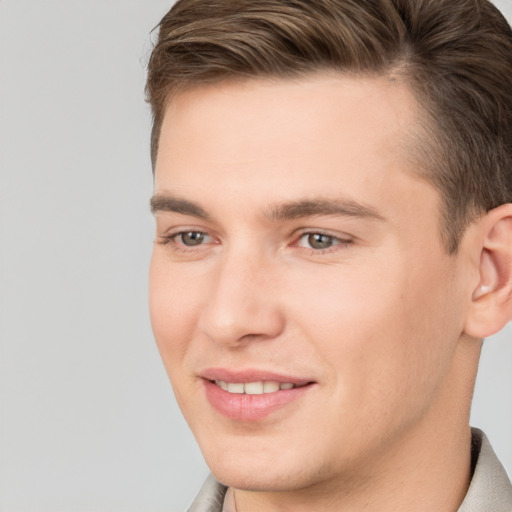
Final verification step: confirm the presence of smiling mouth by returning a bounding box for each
[213,380,309,395]
[203,374,315,420]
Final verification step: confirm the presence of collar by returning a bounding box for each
[457,428,512,511]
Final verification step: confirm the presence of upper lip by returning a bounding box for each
[200,368,314,385]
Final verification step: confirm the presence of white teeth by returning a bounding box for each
[215,379,228,391]
[245,382,264,395]
[215,380,296,394]
[227,382,245,394]
[263,381,280,393]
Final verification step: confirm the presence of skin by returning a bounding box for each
[149,74,489,511]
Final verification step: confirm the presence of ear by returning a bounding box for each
[464,203,512,338]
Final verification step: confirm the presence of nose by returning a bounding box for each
[197,250,285,346]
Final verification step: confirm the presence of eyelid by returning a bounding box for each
[292,229,354,252]
[293,227,353,241]
[157,226,219,251]
[156,225,354,254]
[174,230,214,243]
[159,222,218,239]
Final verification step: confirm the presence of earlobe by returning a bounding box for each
[464,204,512,339]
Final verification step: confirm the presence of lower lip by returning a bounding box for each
[204,380,313,421]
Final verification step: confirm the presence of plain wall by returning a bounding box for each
[0,1,511,511]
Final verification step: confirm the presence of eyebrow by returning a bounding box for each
[150,193,385,223]
[265,198,386,222]
[150,194,210,219]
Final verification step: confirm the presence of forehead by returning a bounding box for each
[154,73,436,228]
[156,73,419,175]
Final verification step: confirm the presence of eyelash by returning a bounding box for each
[157,230,216,253]
[294,231,353,254]
[157,229,353,255]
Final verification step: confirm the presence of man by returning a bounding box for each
[146,0,512,510]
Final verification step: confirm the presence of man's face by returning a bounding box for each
[150,75,472,492]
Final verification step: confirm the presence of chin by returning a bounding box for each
[211,464,309,492]
[202,443,328,492]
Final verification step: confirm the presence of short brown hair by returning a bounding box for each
[146,0,512,252]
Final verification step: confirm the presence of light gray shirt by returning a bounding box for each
[187,428,512,512]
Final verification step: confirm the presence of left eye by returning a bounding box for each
[297,233,340,250]
[175,231,211,246]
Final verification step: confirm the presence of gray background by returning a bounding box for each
[0,1,510,510]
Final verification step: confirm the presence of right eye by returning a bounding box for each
[174,231,209,246]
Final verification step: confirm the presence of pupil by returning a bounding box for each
[182,232,204,246]
[308,233,332,249]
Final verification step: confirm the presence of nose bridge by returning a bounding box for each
[198,242,283,345]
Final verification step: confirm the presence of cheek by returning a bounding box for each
[148,253,202,369]
[285,255,461,412]
[148,253,212,419]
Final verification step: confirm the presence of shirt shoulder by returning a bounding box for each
[458,428,512,512]
[186,473,227,512]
